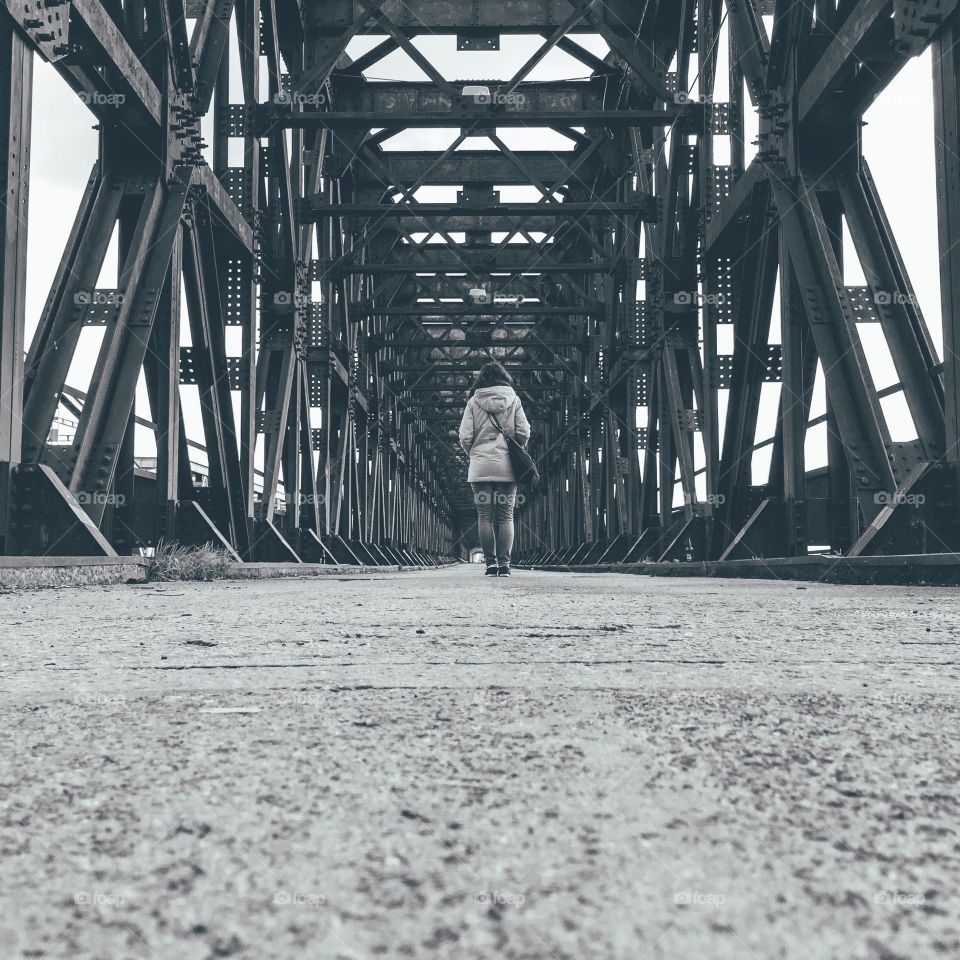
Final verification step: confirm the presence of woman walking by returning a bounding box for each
[458,361,531,577]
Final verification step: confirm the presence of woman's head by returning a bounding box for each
[473,360,514,392]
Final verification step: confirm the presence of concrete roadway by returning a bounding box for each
[0,566,958,959]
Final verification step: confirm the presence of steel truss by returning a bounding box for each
[1,0,959,566]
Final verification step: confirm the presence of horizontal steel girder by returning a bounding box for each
[256,107,688,131]
[399,383,565,393]
[299,200,657,221]
[331,257,617,274]
[327,80,608,113]
[307,0,631,32]
[364,214,616,232]
[368,336,585,350]
[356,304,599,317]
[339,151,604,186]
[384,363,572,372]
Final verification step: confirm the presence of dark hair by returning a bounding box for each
[473,360,513,392]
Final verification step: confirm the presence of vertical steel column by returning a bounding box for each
[144,230,186,540]
[239,0,260,527]
[934,17,960,461]
[820,191,858,550]
[0,22,30,551]
[779,251,811,556]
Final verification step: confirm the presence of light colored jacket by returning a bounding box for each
[458,385,531,482]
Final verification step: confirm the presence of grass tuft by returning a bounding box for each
[146,542,233,582]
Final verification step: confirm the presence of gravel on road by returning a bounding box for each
[1,567,958,959]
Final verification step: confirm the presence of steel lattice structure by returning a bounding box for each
[1,0,960,566]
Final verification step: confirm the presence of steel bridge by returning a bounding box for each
[2,0,960,569]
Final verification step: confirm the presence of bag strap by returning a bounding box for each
[485,409,506,436]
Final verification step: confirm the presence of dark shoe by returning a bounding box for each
[497,566,511,577]
[485,565,499,576]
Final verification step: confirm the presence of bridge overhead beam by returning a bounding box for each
[257,106,688,131]
[327,79,610,112]
[304,0,634,33]
[340,151,599,187]
[300,201,657,221]
[328,257,617,274]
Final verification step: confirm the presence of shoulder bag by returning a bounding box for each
[486,410,540,486]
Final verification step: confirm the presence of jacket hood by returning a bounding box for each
[473,384,518,414]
